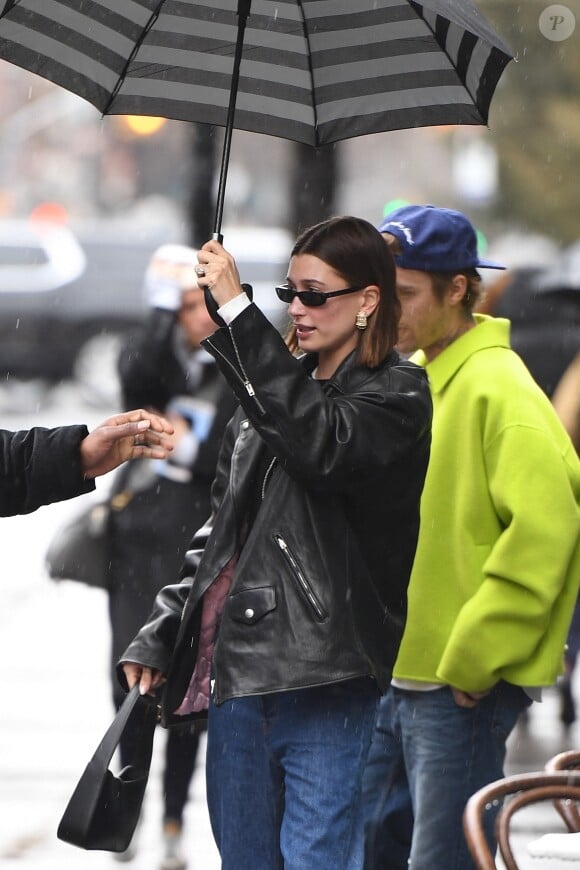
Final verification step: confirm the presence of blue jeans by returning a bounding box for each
[206,678,379,870]
[362,683,531,870]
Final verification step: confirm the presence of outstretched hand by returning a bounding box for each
[80,409,174,478]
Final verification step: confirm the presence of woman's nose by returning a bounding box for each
[288,295,305,316]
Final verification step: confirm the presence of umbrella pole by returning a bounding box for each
[212,0,252,243]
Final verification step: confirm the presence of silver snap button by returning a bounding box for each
[241,420,250,430]
[244,607,255,619]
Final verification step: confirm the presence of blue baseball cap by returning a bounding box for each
[378,204,505,273]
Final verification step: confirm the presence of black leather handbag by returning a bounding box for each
[57,685,159,852]
[45,500,111,589]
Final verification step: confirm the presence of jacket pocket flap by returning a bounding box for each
[229,587,276,624]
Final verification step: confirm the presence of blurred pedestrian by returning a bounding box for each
[120,216,432,870]
[363,204,580,870]
[552,351,580,725]
[106,245,237,869]
[0,409,173,517]
[476,264,579,398]
[553,352,580,453]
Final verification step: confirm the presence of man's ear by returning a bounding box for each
[448,274,469,307]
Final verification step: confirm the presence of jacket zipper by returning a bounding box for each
[273,534,327,621]
[205,335,266,414]
[261,457,277,500]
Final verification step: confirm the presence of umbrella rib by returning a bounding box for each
[295,0,318,144]
[410,1,480,117]
[0,0,18,17]
[101,0,166,117]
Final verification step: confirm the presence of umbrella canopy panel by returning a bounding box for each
[0,0,513,146]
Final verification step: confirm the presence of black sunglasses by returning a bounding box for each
[275,284,364,307]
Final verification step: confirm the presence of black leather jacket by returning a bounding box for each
[120,304,432,725]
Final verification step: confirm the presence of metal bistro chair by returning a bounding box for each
[544,748,580,832]
[463,769,580,870]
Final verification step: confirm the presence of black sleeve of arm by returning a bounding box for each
[117,579,192,688]
[0,425,95,517]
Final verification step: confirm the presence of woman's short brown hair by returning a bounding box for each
[284,216,399,368]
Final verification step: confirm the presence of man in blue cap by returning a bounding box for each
[362,205,580,869]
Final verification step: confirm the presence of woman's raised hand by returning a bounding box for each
[195,239,244,309]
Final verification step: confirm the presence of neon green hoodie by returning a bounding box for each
[393,316,580,692]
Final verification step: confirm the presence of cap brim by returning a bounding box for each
[476,258,506,270]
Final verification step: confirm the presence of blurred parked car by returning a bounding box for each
[0,218,291,406]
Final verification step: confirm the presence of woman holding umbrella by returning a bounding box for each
[119,216,432,869]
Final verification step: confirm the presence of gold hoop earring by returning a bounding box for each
[355,311,368,330]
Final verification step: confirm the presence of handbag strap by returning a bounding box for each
[96,685,159,768]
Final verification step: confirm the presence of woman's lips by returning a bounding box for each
[295,324,315,338]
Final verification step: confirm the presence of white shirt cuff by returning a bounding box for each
[218,292,251,325]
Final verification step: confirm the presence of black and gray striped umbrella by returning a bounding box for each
[0,0,513,234]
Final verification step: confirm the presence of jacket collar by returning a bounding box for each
[300,347,401,390]
[412,314,511,395]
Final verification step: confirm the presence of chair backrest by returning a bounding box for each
[545,749,580,831]
[463,770,580,870]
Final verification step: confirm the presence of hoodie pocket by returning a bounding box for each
[273,534,328,621]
